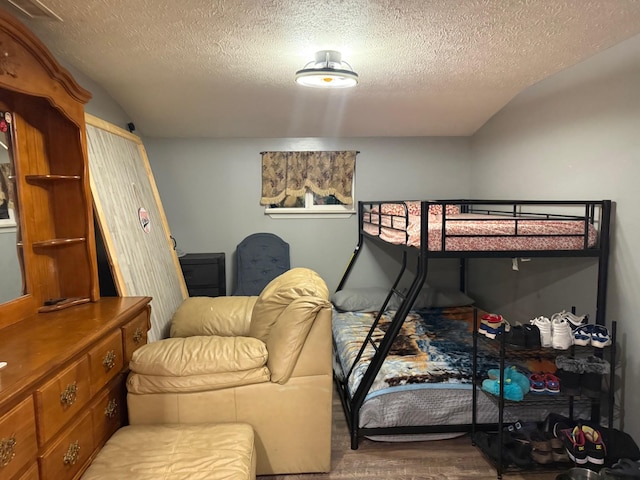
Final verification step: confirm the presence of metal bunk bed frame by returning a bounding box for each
[334,199,612,449]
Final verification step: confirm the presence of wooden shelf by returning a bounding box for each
[25,174,82,183]
[32,238,86,248]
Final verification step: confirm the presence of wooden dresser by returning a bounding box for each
[0,297,151,480]
[0,9,153,480]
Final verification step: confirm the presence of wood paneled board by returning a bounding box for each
[86,114,187,342]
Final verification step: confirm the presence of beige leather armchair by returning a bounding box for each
[126,268,333,476]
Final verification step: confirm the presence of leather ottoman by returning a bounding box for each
[81,423,256,480]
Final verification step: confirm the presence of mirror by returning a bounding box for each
[0,108,24,303]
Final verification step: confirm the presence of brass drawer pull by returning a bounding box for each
[63,441,80,466]
[104,398,118,419]
[60,382,78,406]
[133,327,143,344]
[102,350,116,370]
[0,435,16,468]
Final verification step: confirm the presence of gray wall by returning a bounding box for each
[470,34,640,438]
[145,137,471,293]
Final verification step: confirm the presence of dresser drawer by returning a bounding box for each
[35,356,91,446]
[122,309,150,364]
[91,376,126,448]
[88,329,124,397]
[39,408,93,480]
[0,397,38,480]
[16,463,39,480]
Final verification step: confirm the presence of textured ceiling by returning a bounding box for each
[3,0,640,138]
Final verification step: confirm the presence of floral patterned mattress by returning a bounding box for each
[363,211,598,251]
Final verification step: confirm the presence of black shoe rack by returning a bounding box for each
[470,308,617,479]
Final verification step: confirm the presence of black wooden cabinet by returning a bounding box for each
[179,253,226,297]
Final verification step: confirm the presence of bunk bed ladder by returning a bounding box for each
[344,252,409,382]
[346,203,432,449]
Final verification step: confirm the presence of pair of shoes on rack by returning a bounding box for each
[497,323,542,349]
[558,424,607,465]
[530,316,574,349]
[487,366,530,395]
[503,421,568,464]
[555,355,610,398]
[551,310,589,330]
[573,324,612,348]
[482,376,524,401]
[529,373,561,394]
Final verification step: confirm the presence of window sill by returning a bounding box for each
[265,208,355,219]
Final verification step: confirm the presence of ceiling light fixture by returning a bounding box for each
[295,50,358,89]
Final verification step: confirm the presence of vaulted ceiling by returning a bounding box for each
[3,0,640,138]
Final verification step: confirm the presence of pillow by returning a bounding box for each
[331,287,400,312]
[428,203,461,216]
[411,286,475,309]
[371,201,421,217]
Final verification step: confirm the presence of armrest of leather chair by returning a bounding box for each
[128,335,270,394]
[170,296,258,338]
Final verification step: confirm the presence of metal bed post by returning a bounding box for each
[595,200,611,326]
[336,201,365,292]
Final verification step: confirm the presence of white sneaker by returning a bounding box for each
[530,316,552,347]
[551,310,588,330]
[551,317,574,350]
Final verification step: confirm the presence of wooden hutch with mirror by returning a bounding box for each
[0,9,151,480]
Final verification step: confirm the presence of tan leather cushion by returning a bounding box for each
[130,336,267,376]
[266,297,330,384]
[171,296,258,338]
[81,423,256,480]
[127,367,270,394]
[249,268,329,343]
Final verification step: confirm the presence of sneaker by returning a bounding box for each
[479,318,511,339]
[560,426,588,464]
[529,373,546,393]
[530,316,552,347]
[543,373,561,394]
[551,317,574,350]
[482,313,504,323]
[551,310,589,330]
[581,424,606,465]
[574,324,593,346]
[524,324,542,349]
[591,325,612,348]
[501,324,527,349]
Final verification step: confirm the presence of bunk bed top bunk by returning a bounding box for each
[358,199,610,258]
[334,199,612,449]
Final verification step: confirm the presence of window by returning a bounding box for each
[261,151,357,217]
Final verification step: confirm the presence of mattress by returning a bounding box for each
[332,306,587,439]
[363,211,598,251]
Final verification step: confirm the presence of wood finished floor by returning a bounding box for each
[258,388,562,480]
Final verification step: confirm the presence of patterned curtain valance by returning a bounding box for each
[260,150,357,206]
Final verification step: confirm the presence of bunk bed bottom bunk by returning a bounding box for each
[332,306,591,443]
